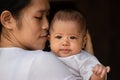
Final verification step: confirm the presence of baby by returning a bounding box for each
[49,9,110,80]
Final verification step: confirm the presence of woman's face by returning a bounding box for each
[13,0,50,50]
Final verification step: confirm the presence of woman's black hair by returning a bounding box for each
[0,0,31,34]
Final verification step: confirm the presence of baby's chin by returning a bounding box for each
[57,52,73,57]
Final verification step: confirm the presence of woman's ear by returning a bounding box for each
[0,10,15,29]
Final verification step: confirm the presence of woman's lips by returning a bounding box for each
[39,34,48,38]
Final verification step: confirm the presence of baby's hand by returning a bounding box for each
[93,64,110,78]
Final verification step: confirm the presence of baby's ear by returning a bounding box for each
[48,35,50,40]
[82,35,87,49]
[0,10,15,29]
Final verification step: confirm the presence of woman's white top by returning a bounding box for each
[0,47,76,80]
[58,50,101,80]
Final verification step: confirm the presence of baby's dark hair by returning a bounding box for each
[0,0,31,34]
[50,9,87,36]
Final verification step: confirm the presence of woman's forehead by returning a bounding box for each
[21,0,50,14]
[30,0,50,9]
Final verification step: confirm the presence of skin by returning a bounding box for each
[49,20,86,57]
[90,64,110,80]
[85,31,94,54]
[0,0,50,50]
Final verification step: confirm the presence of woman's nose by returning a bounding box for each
[42,17,49,30]
[42,23,49,30]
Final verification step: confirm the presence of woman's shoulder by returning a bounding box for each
[0,47,55,60]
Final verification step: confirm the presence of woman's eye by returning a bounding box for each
[70,36,77,39]
[35,17,42,20]
[55,36,62,39]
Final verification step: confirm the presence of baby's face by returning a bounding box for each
[49,20,85,57]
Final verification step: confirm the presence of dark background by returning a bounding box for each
[44,0,120,79]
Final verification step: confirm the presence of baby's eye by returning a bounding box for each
[55,35,62,39]
[69,36,77,39]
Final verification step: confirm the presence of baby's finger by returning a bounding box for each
[93,64,103,75]
[100,66,110,78]
[96,65,103,75]
[93,64,99,74]
[100,68,106,78]
[106,66,111,73]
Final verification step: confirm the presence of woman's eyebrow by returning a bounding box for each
[37,8,50,13]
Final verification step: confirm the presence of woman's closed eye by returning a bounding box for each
[35,16,42,20]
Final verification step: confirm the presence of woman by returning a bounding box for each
[0,0,76,80]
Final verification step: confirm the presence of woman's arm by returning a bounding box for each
[84,30,94,55]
